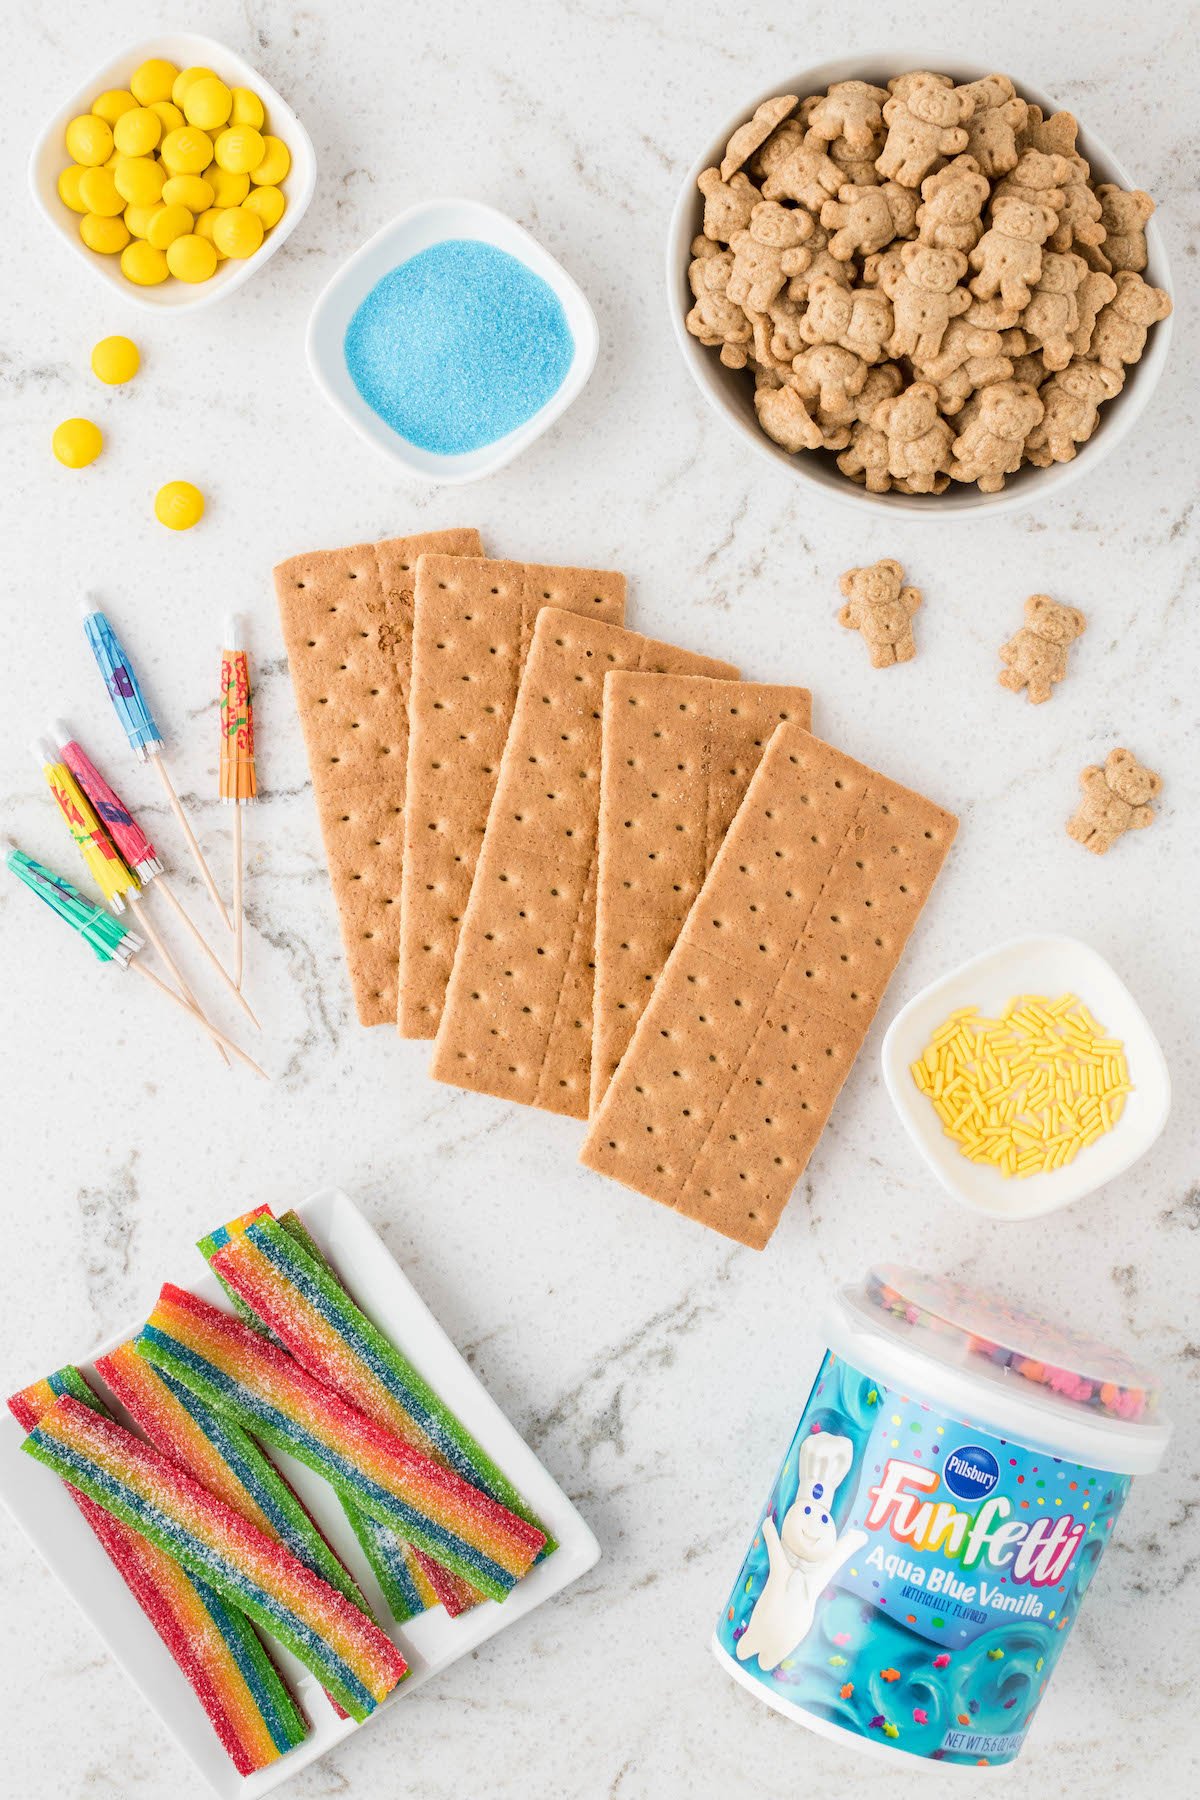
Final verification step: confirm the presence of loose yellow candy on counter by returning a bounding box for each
[162,173,214,212]
[212,205,264,258]
[171,66,217,108]
[130,59,179,105]
[112,106,161,156]
[92,89,138,125]
[244,184,285,229]
[65,114,114,166]
[159,125,214,175]
[114,155,166,207]
[208,166,249,207]
[58,165,88,212]
[91,335,140,384]
[120,240,170,285]
[123,202,157,238]
[146,203,194,249]
[184,76,232,129]
[78,165,126,216]
[213,125,265,174]
[80,214,130,254]
[53,418,103,467]
[229,87,265,129]
[250,134,290,185]
[166,233,218,283]
[155,480,205,529]
[150,100,185,133]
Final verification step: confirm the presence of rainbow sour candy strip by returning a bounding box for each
[138,1284,546,1602]
[96,1341,370,1619]
[22,1394,409,1722]
[9,1368,307,1774]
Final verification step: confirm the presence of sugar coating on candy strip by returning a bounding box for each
[198,1208,440,1623]
[9,1368,307,1773]
[214,1216,552,1547]
[97,1341,371,1618]
[137,1284,546,1601]
[22,1394,408,1722]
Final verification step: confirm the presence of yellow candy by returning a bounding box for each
[184,76,232,130]
[160,126,214,175]
[130,59,179,106]
[91,335,140,385]
[92,89,137,125]
[146,203,194,249]
[208,167,249,207]
[80,214,130,255]
[120,240,170,285]
[166,233,218,283]
[229,87,265,129]
[123,203,157,238]
[65,114,114,167]
[162,174,214,212]
[113,155,166,207]
[112,106,161,157]
[155,480,205,530]
[150,100,185,134]
[244,184,285,229]
[171,66,216,108]
[57,164,89,213]
[212,205,264,259]
[214,125,265,174]
[193,209,229,259]
[52,418,103,468]
[78,166,125,217]
[249,134,290,185]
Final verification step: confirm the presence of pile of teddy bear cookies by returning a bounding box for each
[685,70,1173,494]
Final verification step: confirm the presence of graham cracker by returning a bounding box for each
[591,673,813,1114]
[274,529,483,1025]
[580,724,957,1247]
[429,610,739,1118]
[397,556,628,1039]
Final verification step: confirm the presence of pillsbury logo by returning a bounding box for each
[943,1444,1000,1502]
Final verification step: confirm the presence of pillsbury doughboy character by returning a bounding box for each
[736,1432,867,1672]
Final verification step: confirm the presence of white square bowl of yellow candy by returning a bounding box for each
[30,33,315,310]
[881,935,1171,1221]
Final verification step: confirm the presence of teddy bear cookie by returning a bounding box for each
[1067,747,1161,853]
[998,594,1086,702]
[685,70,1171,495]
[838,559,922,666]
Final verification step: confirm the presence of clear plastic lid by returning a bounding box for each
[865,1264,1161,1422]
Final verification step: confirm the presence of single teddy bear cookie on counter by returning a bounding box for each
[1067,747,1161,853]
[998,594,1086,702]
[838,558,922,666]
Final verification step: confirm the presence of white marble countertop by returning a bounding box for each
[2,2,1198,1795]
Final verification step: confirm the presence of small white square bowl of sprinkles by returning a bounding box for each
[882,935,1171,1221]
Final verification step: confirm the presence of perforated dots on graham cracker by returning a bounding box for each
[429,609,738,1118]
[397,556,628,1039]
[274,528,483,1025]
[591,672,812,1113]
[581,724,957,1247]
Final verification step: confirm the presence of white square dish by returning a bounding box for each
[306,198,599,483]
[881,935,1171,1220]
[29,33,316,313]
[0,1188,600,1798]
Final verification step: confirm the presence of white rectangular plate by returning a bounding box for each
[0,1188,600,1797]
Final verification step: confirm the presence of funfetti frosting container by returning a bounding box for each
[714,1265,1170,1769]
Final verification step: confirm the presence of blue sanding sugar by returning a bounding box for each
[343,238,575,456]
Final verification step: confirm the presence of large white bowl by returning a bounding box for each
[667,54,1174,517]
[30,33,316,313]
[307,198,599,484]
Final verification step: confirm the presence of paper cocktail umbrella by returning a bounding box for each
[219,615,257,990]
[82,601,232,932]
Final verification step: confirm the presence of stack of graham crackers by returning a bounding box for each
[276,528,958,1249]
